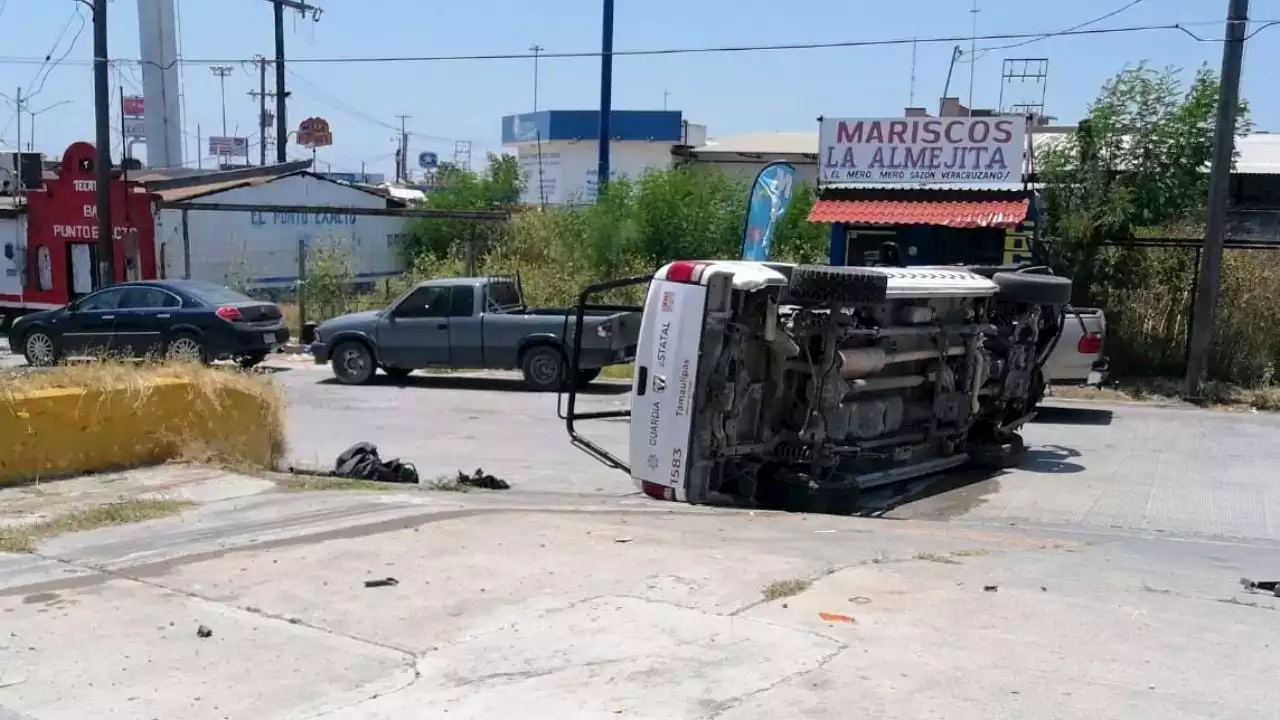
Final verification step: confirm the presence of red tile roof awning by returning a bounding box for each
[809,196,1030,228]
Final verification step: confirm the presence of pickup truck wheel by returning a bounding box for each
[521,345,566,392]
[331,341,376,385]
[786,265,889,306]
[991,271,1072,305]
[575,368,602,388]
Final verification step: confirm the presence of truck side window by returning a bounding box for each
[394,286,451,318]
[449,286,475,317]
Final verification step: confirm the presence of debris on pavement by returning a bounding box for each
[363,577,400,588]
[327,443,420,484]
[196,625,213,638]
[1240,578,1280,596]
[614,537,633,543]
[456,468,510,490]
[983,585,999,593]
[818,612,857,624]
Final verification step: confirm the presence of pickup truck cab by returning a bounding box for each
[311,276,640,391]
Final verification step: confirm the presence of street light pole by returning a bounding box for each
[529,45,544,112]
[596,0,614,199]
[27,100,73,151]
[210,65,232,138]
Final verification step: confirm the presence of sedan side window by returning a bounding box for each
[75,287,126,312]
[120,287,181,309]
[393,286,451,318]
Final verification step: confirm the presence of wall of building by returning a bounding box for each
[517,141,677,206]
[0,216,24,300]
[684,156,821,188]
[153,174,409,288]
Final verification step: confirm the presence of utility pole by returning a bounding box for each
[93,0,114,287]
[264,0,322,163]
[596,0,615,199]
[248,55,280,165]
[210,65,233,139]
[14,88,21,195]
[396,114,411,182]
[529,45,544,111]
[1185,0,1250,397]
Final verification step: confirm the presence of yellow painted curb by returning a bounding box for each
[0,377,282,485]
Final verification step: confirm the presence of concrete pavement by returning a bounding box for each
[276,361,1280,543]
[1,468,1278,719]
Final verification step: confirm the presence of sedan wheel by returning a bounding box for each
[23,331,58,367]
[165,334,206,363]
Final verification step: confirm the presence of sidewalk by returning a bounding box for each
[1,466,1278,719]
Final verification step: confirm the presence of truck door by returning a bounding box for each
[378,284,452,367]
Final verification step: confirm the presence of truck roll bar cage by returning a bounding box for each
[557,273,653,472]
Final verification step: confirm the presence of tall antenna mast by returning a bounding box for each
[908,39,918,107]
[968,0,979,115]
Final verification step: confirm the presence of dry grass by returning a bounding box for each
[3,360,288,478]
[1053,378,1280,412]
[913,551,962,565]
[599,363,635,381]
[272,473,468,493]
[274,475,399,493]
[761,578,812,601]
[0,498,192,553]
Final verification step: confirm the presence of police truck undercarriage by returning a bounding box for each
[564,261,1073,512]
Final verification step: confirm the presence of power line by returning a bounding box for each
[0,20,1271,70]
[285,68,471,145]
[25,4,89,101]
[965,0,1149,62]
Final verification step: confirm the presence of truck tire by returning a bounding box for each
[521,344,566,392]
[787,265,888,306]
[331,340,376,385]
[991,271,1072,305]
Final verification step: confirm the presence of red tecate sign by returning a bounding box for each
[818,117,1026,185]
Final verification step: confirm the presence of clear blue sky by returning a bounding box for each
[0,0,1275,178]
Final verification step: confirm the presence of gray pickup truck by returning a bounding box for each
[311,276,640,391]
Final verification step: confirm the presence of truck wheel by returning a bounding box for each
[787,265,889,306]
[331,340,376,385]
[992,271,1072,305]
[521,345,565,392]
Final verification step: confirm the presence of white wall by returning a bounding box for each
[0,216,24,297]
[516,141,677,205]
[153,174,410,288]
[686,156,820,187]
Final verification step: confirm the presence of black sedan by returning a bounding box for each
[7,280,290,368]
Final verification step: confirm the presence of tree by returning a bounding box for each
[1038,64,1257,380]
[1038,64,1251,296]
[404,153,524,260]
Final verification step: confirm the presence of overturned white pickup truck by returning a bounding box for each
[621,260,1073,511]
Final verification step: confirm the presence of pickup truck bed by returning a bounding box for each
[1045,307,1108,386]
